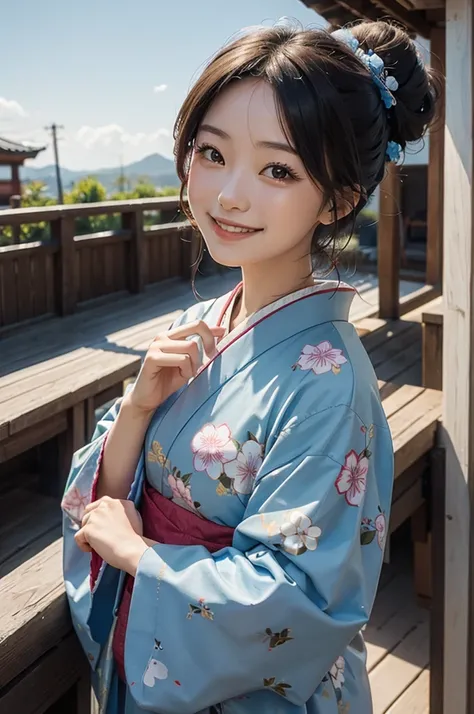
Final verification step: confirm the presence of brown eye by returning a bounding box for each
[196,144,224,164]
[271,166,289,180]
[262,163,300,182]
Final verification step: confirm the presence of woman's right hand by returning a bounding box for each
[126,320,226,414]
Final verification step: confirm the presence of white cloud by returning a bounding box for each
[0,97,27,118]
[153,84,168,93]
[75,124,170,149]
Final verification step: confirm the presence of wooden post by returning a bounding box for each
[426,27,446,287]
[378,163,401,319]
[430,446,446,714]
[441,0,474,711]
[123,209,145,293]
[52,216,76,316]
[9,194,21,244]
[10,163,20,196]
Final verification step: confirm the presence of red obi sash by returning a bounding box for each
[91,480,235,682]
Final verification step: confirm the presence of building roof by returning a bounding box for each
[0,136,46,160]
[300,0,445,38]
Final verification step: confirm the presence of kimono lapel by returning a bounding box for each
[151,281,356,443]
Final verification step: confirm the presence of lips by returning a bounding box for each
[210,215,263,235]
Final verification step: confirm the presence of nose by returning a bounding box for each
[217,172,251,213]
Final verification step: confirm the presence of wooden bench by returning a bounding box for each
[421,296,443,391]
[357,310,443,602]
[0,485,90,714]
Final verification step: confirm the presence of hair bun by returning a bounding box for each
[348,21,442,149]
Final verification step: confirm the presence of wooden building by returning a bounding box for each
[301,0,474,712]
[0,136,45,206]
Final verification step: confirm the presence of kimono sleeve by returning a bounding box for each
[124,403,393,713]
[62,397,125,662]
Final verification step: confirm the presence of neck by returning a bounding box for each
[231,249,314,330]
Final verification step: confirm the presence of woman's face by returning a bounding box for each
[187,78,329,268]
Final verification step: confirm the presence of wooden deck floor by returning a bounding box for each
[367,529,430,713]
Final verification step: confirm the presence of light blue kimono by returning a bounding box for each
[62,281,393,714]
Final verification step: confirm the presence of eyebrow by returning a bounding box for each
[199,123,298,156]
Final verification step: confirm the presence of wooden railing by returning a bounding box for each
[0,197,197,331]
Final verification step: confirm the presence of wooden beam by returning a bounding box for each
[378,163,401,319]
[331,0,385,22]
[441,0,474,711]
[426,27,446,287]
[372,0,432,36]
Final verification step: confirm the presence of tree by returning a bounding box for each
[0,180,56,245]
[64,176,117,234]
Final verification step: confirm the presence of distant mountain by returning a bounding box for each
[21,153,179,195]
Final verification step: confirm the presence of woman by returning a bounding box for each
[62,19,439,714]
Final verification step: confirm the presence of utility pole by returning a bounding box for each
[45,123,64,203]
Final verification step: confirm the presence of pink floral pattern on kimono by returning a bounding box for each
[295,341,347,375]
[224,440,263,494]
[168,473,195,511]
[335,450,368,506]
[375,512,386,549]
[61,485,90,526]
[191,423,238,479]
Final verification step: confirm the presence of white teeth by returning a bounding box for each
[215,220,255,233]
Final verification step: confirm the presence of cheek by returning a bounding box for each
[187,160,221,217]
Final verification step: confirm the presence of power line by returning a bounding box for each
[45,123,64,203]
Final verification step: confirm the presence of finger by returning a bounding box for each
[146,351,195,381]
[156,338,201,374]
[75,528,93,552]
[167,321,226,358]
[83,499,104,516]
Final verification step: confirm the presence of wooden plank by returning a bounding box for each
[361,318,412,355]
[441,0,474,710]
[0,412,67,463]
[386,669,430,714]
[0,525,62,579]
[422,322,443,390]
[31,250,48,318]
[376,340,421,384]
[378,163,401,319]
[369,617,430,713]
[367,598,428,675]
[52,216,76,316]
[421,296,443,325]
[366,569,416,670]
[382,385,425,421]
[0,632,90,714]
[430,447,446,714]
[426,27,446,287]
[123,209,145,293]
[370,324,421,370]
[393,404,441,475]
[0,308,181,434]
[0,489,62,568]
[16,253,32,322]
[0,538,70,689]
[390,479,424,532]
[387,389,442,440]
[1,256,18,326]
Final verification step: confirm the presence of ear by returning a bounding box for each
[318,188,362,226]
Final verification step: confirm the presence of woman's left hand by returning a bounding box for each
[75,496,148,576]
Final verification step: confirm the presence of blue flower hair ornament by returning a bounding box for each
[332,28,402,163]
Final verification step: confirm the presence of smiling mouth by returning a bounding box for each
[210,216,263,234]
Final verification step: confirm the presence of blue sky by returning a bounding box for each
[2,0,325,170]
